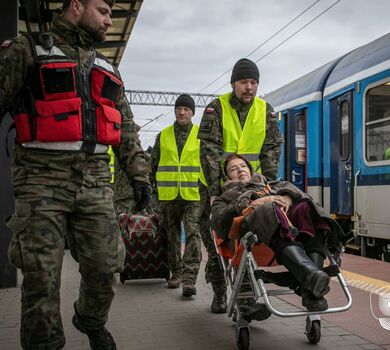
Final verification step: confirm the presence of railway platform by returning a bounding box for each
[0,251,389,350]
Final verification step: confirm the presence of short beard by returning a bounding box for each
[232,87,254,105]
[78,17,106,43]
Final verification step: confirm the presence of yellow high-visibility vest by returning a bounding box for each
[107,146,115,184]
[219,92,266,172]
[156,124,205,201]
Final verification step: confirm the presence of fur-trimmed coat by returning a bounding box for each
[210,173,343,246]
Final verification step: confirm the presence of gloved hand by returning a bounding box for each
[132,180,152,211]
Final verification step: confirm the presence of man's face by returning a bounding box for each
[78,0,112,42]
[175,106,193,126]
[232,79,259,104]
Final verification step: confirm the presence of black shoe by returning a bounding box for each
[182,281,197,297]
[73,315,117,350]
[302,289,328,311]
[167,275,181,289]
[211,292,227,313]
[239,299,272,321]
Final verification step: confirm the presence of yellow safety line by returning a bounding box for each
[340,269,390,293]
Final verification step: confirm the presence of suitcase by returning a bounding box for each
[118,209,170,283]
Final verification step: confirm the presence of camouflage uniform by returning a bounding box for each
[150,122,202,284]
[112,155,136,215]
[0,14,150,350]
[111,147,156,216]
[198,93,283,294]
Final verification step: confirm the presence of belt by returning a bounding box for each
[21,141,109,154]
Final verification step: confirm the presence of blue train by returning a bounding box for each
[265,33,390,261]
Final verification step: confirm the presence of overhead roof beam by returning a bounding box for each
[19,9,136,22]
[111,10,137,18]
[94,40,126,49]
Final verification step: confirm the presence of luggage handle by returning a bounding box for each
[119,204,156,221]
[123,204,159,240]
[129,204,156,216]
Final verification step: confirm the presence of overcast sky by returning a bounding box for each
[118,0,390,149]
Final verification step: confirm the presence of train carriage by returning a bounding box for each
[265,33,390,260]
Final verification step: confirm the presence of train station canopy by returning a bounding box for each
[18,0,143,66]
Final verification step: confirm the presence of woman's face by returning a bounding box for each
[226,158,251,182]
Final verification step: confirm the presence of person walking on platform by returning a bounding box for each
[0,0,151,349]
[150,94,203,298]
[197,58,283,313]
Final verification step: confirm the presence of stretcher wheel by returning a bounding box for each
[306,320,321,344]
[119,273,127,284]
[236,327,250,350]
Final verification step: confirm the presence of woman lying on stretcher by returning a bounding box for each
[210,153,344,311]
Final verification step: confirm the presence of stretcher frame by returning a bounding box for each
[213,230,353,349]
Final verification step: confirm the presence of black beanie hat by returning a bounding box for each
[175,94,195,114]
[230,58,259,83]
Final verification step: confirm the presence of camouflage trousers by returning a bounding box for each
[199,186,226,295]
[160,199,201,284]
[6,149,125,350]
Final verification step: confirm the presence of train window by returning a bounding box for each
[340,100,350,160]
[366,82,390,162]
[295,114,306,164]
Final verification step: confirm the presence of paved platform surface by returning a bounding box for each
[0,251,389,350]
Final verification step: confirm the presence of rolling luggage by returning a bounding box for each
[118,209,170,283]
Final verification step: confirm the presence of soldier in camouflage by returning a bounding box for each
[149,94,202,298]
[0,0,151,349]
[198,58,283,313]
[111,131,157,216]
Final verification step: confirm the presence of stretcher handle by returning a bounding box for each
[241,231,258,251]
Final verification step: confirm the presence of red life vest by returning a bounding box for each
[13,33,124,152]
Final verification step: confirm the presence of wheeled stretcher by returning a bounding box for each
[212,230,354,350]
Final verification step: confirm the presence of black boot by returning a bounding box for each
[73,315,117,350]
[277,244,330,298]
[307,252,325,270]
[239,298,272,321]
[301,289,328,311]
[301,252,329,311]
[211,292,227,313]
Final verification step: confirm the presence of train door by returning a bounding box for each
[285,108,306,191]
[329,92,353,215]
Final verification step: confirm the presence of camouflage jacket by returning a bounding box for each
[0,14,150,186]
[149,121,194,198]
[198,94,283,197]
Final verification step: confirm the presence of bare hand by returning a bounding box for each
[250,195,293,212]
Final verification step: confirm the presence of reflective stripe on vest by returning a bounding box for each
[107,146,115,183]
[156,124,204,201]
[219,92,266,172]
[13,35,124,151]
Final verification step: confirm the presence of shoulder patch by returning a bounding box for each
[199,120,213,133]
[206,107,215,114]
[271,111,276,118]
[1,39,13,48]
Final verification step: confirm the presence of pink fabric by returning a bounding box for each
[274,200,330,241]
